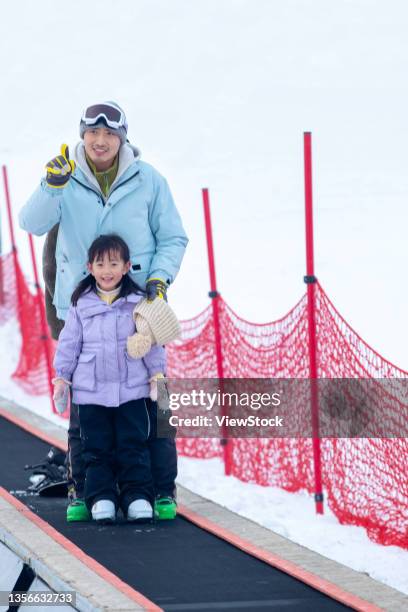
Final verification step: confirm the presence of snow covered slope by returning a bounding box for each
[1,0,408,366]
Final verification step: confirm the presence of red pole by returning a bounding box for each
[202,188,224,378]
[303,133,324,514]
[28,234,57,414]
[0,250,3,305]
[202,188,231,475]
[2,166,24,326]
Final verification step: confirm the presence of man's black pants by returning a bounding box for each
[68,397,177,503]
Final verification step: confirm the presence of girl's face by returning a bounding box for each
[87,250,130,291]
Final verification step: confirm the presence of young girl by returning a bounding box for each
[53,234,166,523]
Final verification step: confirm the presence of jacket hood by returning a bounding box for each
[73,142,141,196]
[76,289,143,319]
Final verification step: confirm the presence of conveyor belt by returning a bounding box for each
[0,416,352,611]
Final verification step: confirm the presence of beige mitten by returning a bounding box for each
[127,314,154,359]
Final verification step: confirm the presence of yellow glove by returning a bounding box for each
[46,144,76,188]
[146,278,168,302]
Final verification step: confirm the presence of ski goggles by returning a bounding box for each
[81,103,127,131]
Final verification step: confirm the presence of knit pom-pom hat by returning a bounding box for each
[127,298,181,359]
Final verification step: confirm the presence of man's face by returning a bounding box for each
[83,127,121,171]
[88,250,131,291]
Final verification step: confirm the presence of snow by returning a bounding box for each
[1,0,408,598]
[1,0,408,367]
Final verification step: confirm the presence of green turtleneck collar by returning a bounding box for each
[86,153,119,197]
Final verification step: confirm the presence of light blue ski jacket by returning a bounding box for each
[19,143,188,321]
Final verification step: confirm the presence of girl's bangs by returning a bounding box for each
[87,234,131,264]
[91,247,127,263]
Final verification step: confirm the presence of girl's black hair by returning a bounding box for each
[71,234,144,306]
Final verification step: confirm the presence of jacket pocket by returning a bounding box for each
[72,353,96,392]
[125,353,146,388]
[129,253,153,288]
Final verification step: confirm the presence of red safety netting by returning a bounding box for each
[1,251,407,549]
[0,254,16,325]
[0,253,53,395]
[167,286,408,550]
[316,287,408,548]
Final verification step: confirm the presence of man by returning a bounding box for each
[19,101,188,522]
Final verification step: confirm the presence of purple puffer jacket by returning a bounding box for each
[53,290,166,407]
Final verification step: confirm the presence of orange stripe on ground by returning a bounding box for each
[177,505,383,612]
[0,487,162,611]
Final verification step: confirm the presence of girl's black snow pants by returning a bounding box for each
[68,398,177,503]
[78,399,154,512]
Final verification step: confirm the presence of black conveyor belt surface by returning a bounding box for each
[0,416,352,611]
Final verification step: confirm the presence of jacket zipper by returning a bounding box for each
[108,170,140,198]
[71,176,101,198]
[71,170,140,204]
